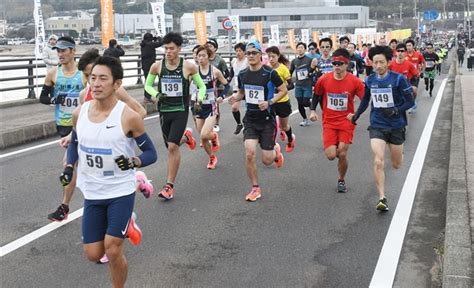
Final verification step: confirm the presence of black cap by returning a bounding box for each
[207,38,218,49]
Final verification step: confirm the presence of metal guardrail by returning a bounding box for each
[0,52,236,100]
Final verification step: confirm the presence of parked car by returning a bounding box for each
[0,38,7,45]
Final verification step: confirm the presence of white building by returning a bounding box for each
[45,11,94,35]
[181,0,368,37]
[114,13,173,35]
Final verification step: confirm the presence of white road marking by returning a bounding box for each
[0,208,84,257]
[369,78,448,287]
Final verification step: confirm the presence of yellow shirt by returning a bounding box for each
[274,63,290,103]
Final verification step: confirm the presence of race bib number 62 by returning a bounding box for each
[244,84,265,104]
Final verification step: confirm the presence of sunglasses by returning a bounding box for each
[397,49,406,52]
[309,47,316,50]
[245,51,260,56]
[320,46,331,49]
[332,61,345,66]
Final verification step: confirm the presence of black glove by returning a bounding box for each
[380,107,399,118]
[287,81,295,91]
[419,73,424,79]
[155,93,167,101]
[59,166,74,186]
[53,93,67,105]
[351,114,359,125]
[115,155,135,170]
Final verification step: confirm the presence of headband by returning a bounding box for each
[331,56,349,64]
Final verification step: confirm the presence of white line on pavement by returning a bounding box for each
[369,78,448,287]
[0,208,84,257]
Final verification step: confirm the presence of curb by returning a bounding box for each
[442,53,473,287]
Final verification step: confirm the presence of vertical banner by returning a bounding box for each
[312,31,320,44]
[254,21,263,44]
[287,29,297,51]
[101,0,114,48]
[150,1,166,36]
[375,33,380,45]
[193,10,208,45]
[229,15,240,42]
[357,34,362,49]
[366,33,371,45]
[331,33,338,48]
[270,24,280,45]
[301,29,310,45]
[33,0,46,58]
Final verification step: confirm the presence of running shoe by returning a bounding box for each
[245,186,262,202]
[280,130,287,142]
[299,119,310,127]
[376,198,389,211]
[425,85,429,91]
[97,254,109,264]
[274,143,284,168]
[135,171,154,198]
[234,123,243,135]
[47,204,69,222]
[286,134,296,153]
[126,212,142,246]
[211,131,220,152]
[337,180,348,193]
[158,184,174,200]
[184,128,196,150]
[213,124,220,133]
[207,155,218,169]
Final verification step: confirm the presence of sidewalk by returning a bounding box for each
[0,85,156,149]
[442,58,473,287]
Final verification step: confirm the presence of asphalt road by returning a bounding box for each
[0,74,450,287]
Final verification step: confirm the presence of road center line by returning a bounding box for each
[369,78,448,287]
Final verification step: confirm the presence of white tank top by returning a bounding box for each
[231,58,248,89]
[76,100,136,200]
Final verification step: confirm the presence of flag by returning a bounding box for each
[254,21,263,44]
[193,10,208,45]
[150,1,166,37]
[287,29,296,51]
[312,31,320,45]
[270,24,279,45]
[33,0,46,58]
[229,15,240,42]
[301,29,310,45]
[331,33,338,48]
[101,0,114,48]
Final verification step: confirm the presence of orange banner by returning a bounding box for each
[101,0,114,48]
[375,33,380,45]
[331,33,338,48]
[366,34,371,45]
[254,21,263,44]
[193,10,208,45]
[287,29,296,51]
[357,34,362,49]
[312,31,320,45]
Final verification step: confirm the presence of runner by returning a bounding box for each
[388,43,419,112]
[347,43,365,77]
[306,42,321,60]
[195,45,230,169]
[309,48,365,193]
[145,32,206,200]
[363,43,374,75]
[422,43,440,97]
[207,38,230,132]
[389,39,398,58]
[349,45,414,211]
[228,40,287,201]
[229,42,248,135]
[316,37,334,76]
[59,56,157,287]
[405,39,425,108]
[290,42,317,126]
[39,36,86,222]
[266,46,296,152]
[339,36,350,50]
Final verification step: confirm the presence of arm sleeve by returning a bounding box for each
[66,130,79,165]
[135,132,157,167]
[220,84,231,98]
[289,60,295,75]
[310,94,320,110]
[353,80,371,119]
[397,76,415,113]
[192,73,206,102]
[144,73,159,98]
[39,85,54,105]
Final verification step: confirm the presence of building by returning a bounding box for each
[0,19,6,37]
[181,0,369,38]
[114,13,173,35]
[45,11,94,35]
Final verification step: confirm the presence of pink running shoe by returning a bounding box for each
[135,171,154,198]
[98,254,109,264]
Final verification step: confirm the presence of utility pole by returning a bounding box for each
[228,0,232,54]
[400,3,403,22]
[468,0,472,43]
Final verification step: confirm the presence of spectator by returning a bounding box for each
[43,34,59,71]
[457,44,466,67]
[103,39,125,59]
[140,33,162,102]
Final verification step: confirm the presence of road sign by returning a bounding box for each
[423,10,439,20]
[222,17,233,31]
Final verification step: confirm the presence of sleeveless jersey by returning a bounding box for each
[199,65,217,105]
[54,66,83,126]
[231,58,248,89]
[76,100,136,200]
[157,58,190,112]
[317,57,333,75]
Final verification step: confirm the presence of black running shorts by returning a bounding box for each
[368,126,406,145]
[243,114,276,151]
[160,111,189,147]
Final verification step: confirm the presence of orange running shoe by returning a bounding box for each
[184,128,196,150]
[207,155,218,169]
[126,212,142,246]
[285,134,296,153]
[280,130,287,142]
[211,131,220,152]
[158,184,174,200]
[274,143,284,168]
[245,186,262,202]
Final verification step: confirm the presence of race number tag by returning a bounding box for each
[350,61,357,74]
[425,60,435,68]
[327,93,348,111]
[59,92,79,114]
[296,68,309,80]
[79,145,115,177]
[371,88,394,108]
[202,88,216,104]
[244,84,265,104]
[161,78,183,97]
